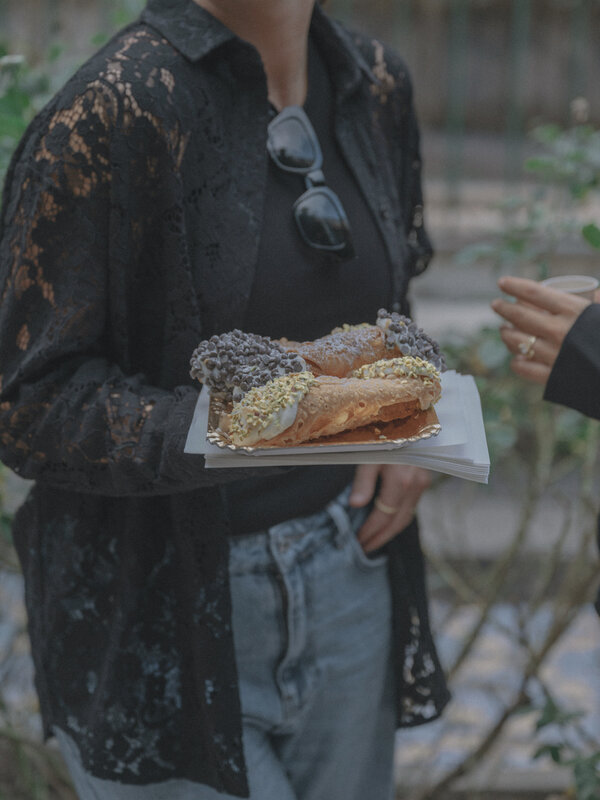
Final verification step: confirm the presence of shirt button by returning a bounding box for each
[379,205,390,221]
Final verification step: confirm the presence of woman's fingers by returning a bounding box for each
[510,358,551,385]
[491,276,595,388]
[491,297,573,345]
[349,464,379,507]
[355,465,431,552]
[499,325,559,368]
[492,276,592,350]
[359,499,416,552]
[497,276,590,316]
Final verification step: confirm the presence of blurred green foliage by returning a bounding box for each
[456,113,600,280]
[447,115,600,800]
[0,49,48,186]
[531,691,600,800]
[0,0,145,185]
[450,114,600,469]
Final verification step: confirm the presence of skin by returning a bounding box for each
[194,0,433,551]
[350,464,432,553]
[491,276,598,385]
[193,0,314,108]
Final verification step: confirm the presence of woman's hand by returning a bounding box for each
[349,464,431,553]
[491,276,593,386]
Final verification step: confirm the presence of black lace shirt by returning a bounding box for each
[0,1,449,794]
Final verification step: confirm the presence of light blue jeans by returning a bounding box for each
[55,487,396,800]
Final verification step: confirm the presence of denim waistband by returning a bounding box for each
[228,485,369,575]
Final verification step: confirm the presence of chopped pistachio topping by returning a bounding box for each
[351,356,440,382]
[376,308,446,372]
[330,322,373,334]
[230,372,317,440]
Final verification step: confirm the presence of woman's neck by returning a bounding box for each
[193,0,315,109]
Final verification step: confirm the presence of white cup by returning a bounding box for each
[540,274,599,302]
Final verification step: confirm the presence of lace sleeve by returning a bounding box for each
[361,34,433,279]
[370,38,434,279]
[402,88,433,279]
[0,82,264,495]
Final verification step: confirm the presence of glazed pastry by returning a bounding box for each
[279,325,388,378]
[227,357,442,447]
[279,309,446,377]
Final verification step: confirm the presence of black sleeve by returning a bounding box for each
[543,303,600,421]
[400,77,434,279]
[0,82,279,496]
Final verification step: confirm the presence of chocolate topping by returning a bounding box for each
[376,309,446,372]
[190,329,307,400]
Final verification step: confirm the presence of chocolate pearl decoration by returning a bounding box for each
[376,309,446,372]
[190,329,307,400]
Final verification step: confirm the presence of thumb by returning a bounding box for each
[349,464,380,507]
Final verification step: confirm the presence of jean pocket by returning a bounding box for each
[328,492,388,571]
[346,527,388,571]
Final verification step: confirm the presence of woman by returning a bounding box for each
[492,275,600,614]
[491,276,600,419]
[0,0,449,797]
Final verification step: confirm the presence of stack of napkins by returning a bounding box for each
[184,371,490,483]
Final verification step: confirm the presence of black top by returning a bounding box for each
[544,303,600,420]
[544,302,600,614]
[0,1,447,794]
[226,39,392,535]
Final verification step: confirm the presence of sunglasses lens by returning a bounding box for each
[268,116,319,171]
[294,188,355,259]
[267,108,354,261]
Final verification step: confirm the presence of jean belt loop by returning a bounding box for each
[326,497,350,549]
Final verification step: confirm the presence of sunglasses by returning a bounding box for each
[267,105,356,262]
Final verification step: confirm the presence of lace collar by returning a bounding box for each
[141,0,379,99]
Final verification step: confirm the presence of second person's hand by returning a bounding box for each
[491,276,592,385]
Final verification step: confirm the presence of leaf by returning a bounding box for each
[573,756,600,800]
[536,695,562,729]
[90,33,110,47]
[533,744,563,764]
[525,156,556,175]
[582,223,600,249]
[0,86,30,117]
[0,114,28,140]
[531,123,563,144]
[48,43,64,63]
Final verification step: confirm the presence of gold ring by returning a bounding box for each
[374,497,400,515]
[518,335,537,360]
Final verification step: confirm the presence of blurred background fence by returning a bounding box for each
[2,0,600,186]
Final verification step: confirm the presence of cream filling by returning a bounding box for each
[229,371,316,445]
[376,316,408,351]
[233,400,299,446]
